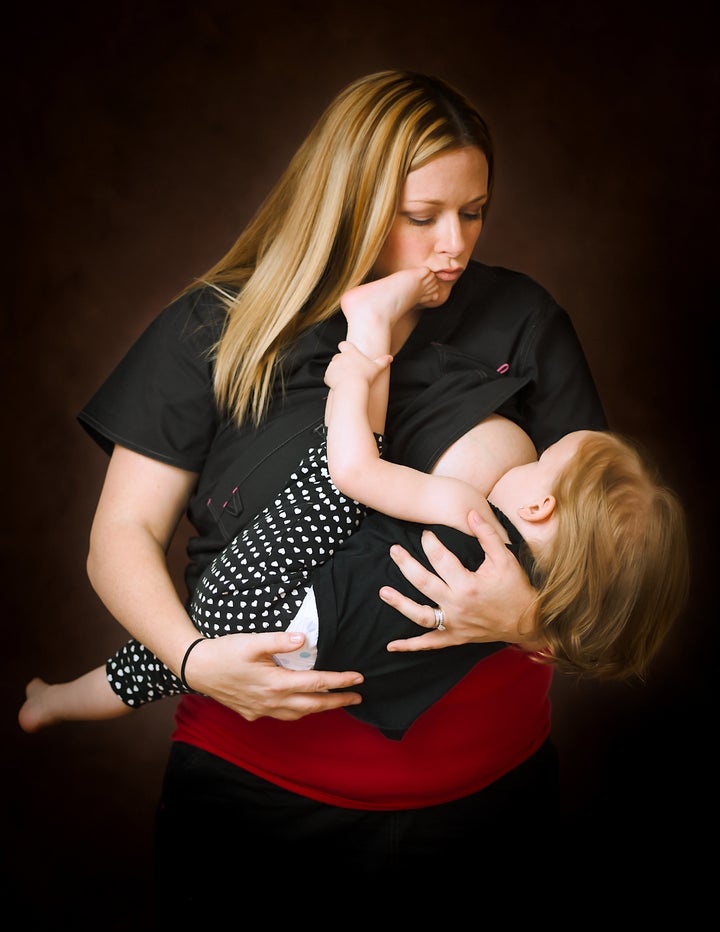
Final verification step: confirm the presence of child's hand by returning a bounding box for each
[324,341,392,391]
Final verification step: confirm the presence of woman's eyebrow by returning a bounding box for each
[403,194,489,206]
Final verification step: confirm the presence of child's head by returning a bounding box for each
[527,431,690,679]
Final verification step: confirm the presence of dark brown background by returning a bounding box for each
[3,0,716,924]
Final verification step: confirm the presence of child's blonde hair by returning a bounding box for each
[187,70,493,425]
[529,431,690,679]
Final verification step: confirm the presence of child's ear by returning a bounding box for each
[517,495,556,523]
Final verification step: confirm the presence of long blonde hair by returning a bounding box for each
[529,432,690,679]
[188,70,494,425]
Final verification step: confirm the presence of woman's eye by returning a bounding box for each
[403,210,483,226]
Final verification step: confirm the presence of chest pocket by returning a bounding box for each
[206,408,326,543]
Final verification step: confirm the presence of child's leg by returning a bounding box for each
[341,268,439,357]
[191,437,364,638]
[18,667,130,733]
[20,437,368,734]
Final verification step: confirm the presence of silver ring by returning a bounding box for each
[433,607,446,631]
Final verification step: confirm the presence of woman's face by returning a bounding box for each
[371,146,489,307]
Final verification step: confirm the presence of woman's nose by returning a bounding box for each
[435,216,463,256]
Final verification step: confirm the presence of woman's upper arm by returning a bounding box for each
[91,445,198,552]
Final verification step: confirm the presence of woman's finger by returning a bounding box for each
[418,529,476,589]
[387,539,450,602]
[386,630,452,652]
[378,583,439,627]
[466,509,509,566]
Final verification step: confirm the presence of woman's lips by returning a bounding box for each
[434,267,464,283]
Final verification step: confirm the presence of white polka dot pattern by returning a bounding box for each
[190,441,365,636]
[105,435,378,706]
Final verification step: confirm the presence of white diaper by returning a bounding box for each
[272,587,319,671]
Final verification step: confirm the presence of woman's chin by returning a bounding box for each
[425,283,455,308]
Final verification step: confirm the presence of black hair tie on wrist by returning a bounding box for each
[180,638,206,692]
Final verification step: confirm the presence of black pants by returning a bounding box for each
[153,739,558,923]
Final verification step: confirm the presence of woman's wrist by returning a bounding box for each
[180,637,207,692]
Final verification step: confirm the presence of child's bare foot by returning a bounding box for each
[18,678,54,733]
[341,268,440,330]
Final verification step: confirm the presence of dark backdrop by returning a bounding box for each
[3,0,716,924]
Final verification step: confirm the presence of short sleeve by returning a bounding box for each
[77,289,226,471]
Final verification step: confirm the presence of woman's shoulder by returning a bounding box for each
[76,284,229,468]
[153,283,229,347]
[460,260,560,308]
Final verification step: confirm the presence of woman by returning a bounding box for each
[19,274,689,741]
[66,71,607,909]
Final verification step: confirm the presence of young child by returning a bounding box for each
[19,269,690,740]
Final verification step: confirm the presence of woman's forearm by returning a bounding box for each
[85,446,365,721]
[86,445,200,675]
[87,522,199,676]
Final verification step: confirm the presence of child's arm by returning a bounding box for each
[336,267,440,435]
[324,341,489,535]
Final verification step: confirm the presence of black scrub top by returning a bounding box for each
[78,260,607,600]
[315,504,529,740]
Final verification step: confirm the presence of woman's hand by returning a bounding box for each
[381,510,542,652]
[182,632,364,721]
